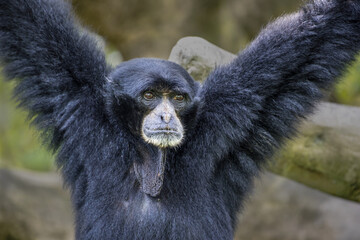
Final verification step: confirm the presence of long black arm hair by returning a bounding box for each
[195,0,360,166]
[0,0,108,150]
[0,0,112,189]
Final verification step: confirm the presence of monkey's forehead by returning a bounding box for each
[118,75,193,97]
[110,58,198,96]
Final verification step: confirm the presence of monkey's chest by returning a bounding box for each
[114,188,233,240]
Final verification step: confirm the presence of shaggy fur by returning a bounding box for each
[1,0,360,239]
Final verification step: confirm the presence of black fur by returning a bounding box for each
[1,0,360,239]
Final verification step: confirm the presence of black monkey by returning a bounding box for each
[1,0,360,239]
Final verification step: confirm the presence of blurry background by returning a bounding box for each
[1,0,360,239]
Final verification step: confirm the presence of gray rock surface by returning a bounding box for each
[235,173,360,240]
[169,37,235,82]
[0,169,73,240]
[270,104,360,202]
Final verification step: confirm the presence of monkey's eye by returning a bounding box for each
[174,94,185,102]
[143,91,155,100]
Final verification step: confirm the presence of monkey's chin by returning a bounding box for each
[142,129,183,148]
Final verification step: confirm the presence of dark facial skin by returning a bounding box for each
[141,90,187,148]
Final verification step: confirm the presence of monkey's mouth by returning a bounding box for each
[145,127,180,135]
[142,127,183,148]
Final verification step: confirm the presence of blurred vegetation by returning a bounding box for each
[334,56,360,106]
[72,0,303,59]
[0,76,55,171]
[0,0,359,171]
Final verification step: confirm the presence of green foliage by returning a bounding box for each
[334,55,360,106]
[0,75,55,171]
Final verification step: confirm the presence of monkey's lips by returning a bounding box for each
[142,128,183,148]
[145,127,180,134]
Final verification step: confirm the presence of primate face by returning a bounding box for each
[106,58,199,148]
[140,89,187,148]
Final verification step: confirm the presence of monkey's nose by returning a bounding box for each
[161,113,172,123]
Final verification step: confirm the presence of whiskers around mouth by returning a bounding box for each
[142,127,183,148]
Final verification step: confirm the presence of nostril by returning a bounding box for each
[161,113,172,123]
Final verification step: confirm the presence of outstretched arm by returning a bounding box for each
[196,0,360,165]
[0,0,110,188]
[0,0,108,150]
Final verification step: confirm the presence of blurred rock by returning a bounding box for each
[169,36,236,82]
[235,172,360,240]
[169,36,360,202]
[169,36,234,82]
[270,103,360,202]
[0,169,73,240]
[106,50,123,67]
